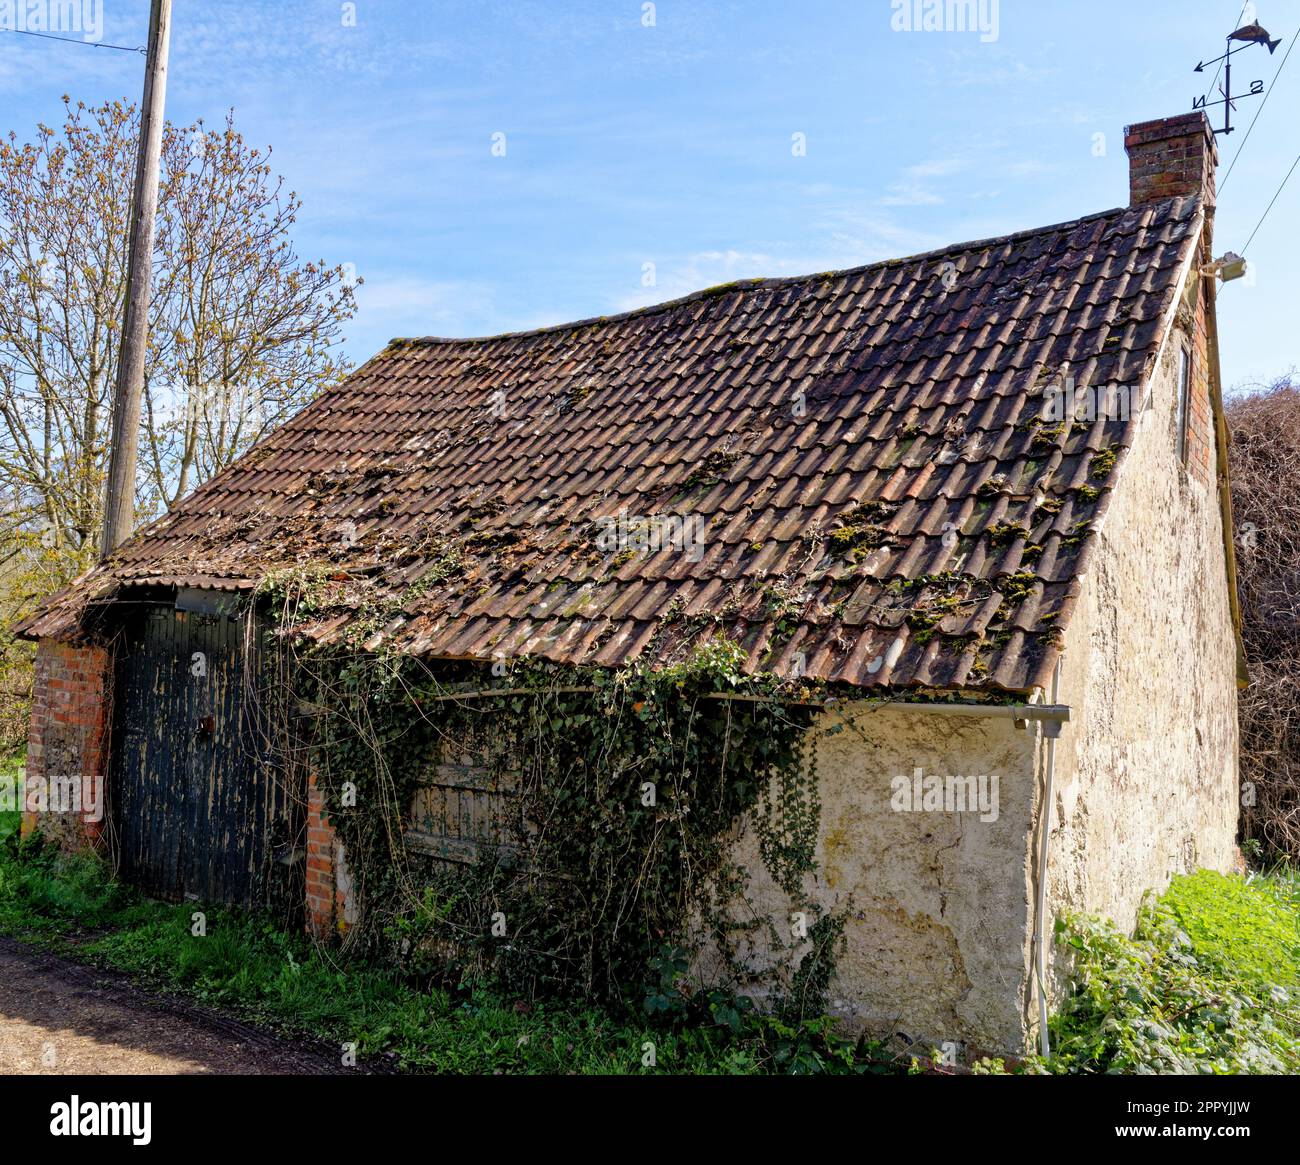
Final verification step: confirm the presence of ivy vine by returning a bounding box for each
[250,570,854,1011]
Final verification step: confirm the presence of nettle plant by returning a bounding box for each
[279,613,847,1012]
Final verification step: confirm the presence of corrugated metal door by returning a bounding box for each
[109,602,301,915]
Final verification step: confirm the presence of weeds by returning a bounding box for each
[0,839,891,1074]
[3,834,1294,1076]
[1037,869,1300,1074]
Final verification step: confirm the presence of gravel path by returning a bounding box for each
[0,936,359,1075]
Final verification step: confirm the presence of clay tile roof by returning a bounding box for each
[21,195,1205,695]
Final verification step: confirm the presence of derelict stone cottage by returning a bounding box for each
[18,111,1242,1055]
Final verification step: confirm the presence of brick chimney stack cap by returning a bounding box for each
[1124,111,1218,209]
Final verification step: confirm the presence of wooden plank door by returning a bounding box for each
[109,601,300,914]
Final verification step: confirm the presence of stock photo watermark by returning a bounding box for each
[890,0,999,43]
[890,766,1000,823]
[0,0,103,40]
[50,1097,151,1146]
[595,509,707,563]
[2,773,103,821]
[1042,378,1150,423]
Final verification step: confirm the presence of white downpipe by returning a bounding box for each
[1033,660,1064,1057]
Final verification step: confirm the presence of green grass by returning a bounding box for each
[1,834,1296,1075]
[1163,868,1300,996]
[1041,867,1300,1074]
[0,753,22,844]
[0,838,885,1074]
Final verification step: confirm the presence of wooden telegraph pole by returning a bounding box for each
[101,0,173,556]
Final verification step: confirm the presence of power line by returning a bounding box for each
[1221,26,1298,194]
[0,27,144,54]
[1243,150,1300,253]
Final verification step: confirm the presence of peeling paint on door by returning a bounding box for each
[109,602,302,918]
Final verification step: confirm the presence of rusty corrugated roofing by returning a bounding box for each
[22,196,1204,694]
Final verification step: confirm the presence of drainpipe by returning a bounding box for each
[1033,659,1064,1057]
[846,700,1070,726]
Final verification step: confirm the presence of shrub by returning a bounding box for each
[1042,870,1300,1074]
[1227,378,1300,859]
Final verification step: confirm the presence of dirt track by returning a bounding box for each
[0,937,359,1075]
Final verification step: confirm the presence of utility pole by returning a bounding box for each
[101,0,172,556]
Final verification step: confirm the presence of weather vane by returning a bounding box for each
[1193,19,1281,135]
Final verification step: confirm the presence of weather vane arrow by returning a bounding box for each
[1194,20,1280,134]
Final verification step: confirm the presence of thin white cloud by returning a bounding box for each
[878,157,965,206]
[350,274,495,343]
[608,207,945,315]
[612,249,782,312]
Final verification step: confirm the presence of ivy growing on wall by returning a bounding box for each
[241,555,893,1020]
[266,601,843,1012]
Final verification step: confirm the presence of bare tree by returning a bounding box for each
[1227,374,1300,861]
[0,97,358,586]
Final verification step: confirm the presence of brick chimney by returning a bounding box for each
[1124,111,1218,209]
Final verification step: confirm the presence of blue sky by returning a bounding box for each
[1,0,1296,391]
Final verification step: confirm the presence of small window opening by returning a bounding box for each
[1175,346,1191,464]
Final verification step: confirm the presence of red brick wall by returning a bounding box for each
[1184,272,1217,489]
[23,639,111,849]
[305,772,355,938]
[1125,111,1220,489]
[1125,112,1218,209]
